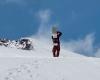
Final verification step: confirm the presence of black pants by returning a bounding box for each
[52,45,60,57]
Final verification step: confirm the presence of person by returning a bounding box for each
[52,30,62,57]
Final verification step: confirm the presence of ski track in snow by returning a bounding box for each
[0,57,100,80]
[1,58,67,80]
[4,60,40,80]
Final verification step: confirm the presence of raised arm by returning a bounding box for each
[57,31,62,37]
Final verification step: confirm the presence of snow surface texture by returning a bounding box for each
[0,37,100,80]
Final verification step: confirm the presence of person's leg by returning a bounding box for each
[57,45,60,57]
[52,46,56,57]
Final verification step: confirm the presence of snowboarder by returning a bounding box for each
[52,26,62,57]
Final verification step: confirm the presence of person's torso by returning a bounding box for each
[52,33,60,44]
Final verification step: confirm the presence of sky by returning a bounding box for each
[0,0,100,56]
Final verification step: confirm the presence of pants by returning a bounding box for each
[52,45,60,57]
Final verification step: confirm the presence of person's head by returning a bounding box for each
[52,26,57,34]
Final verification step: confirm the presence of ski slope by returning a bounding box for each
[0,38,100,80]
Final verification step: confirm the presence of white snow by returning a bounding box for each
[0,37,100,80]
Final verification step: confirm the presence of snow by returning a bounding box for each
[0,37,100,80]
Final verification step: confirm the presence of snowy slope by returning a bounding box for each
[0,38,100,80]
[0,38,83,58]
